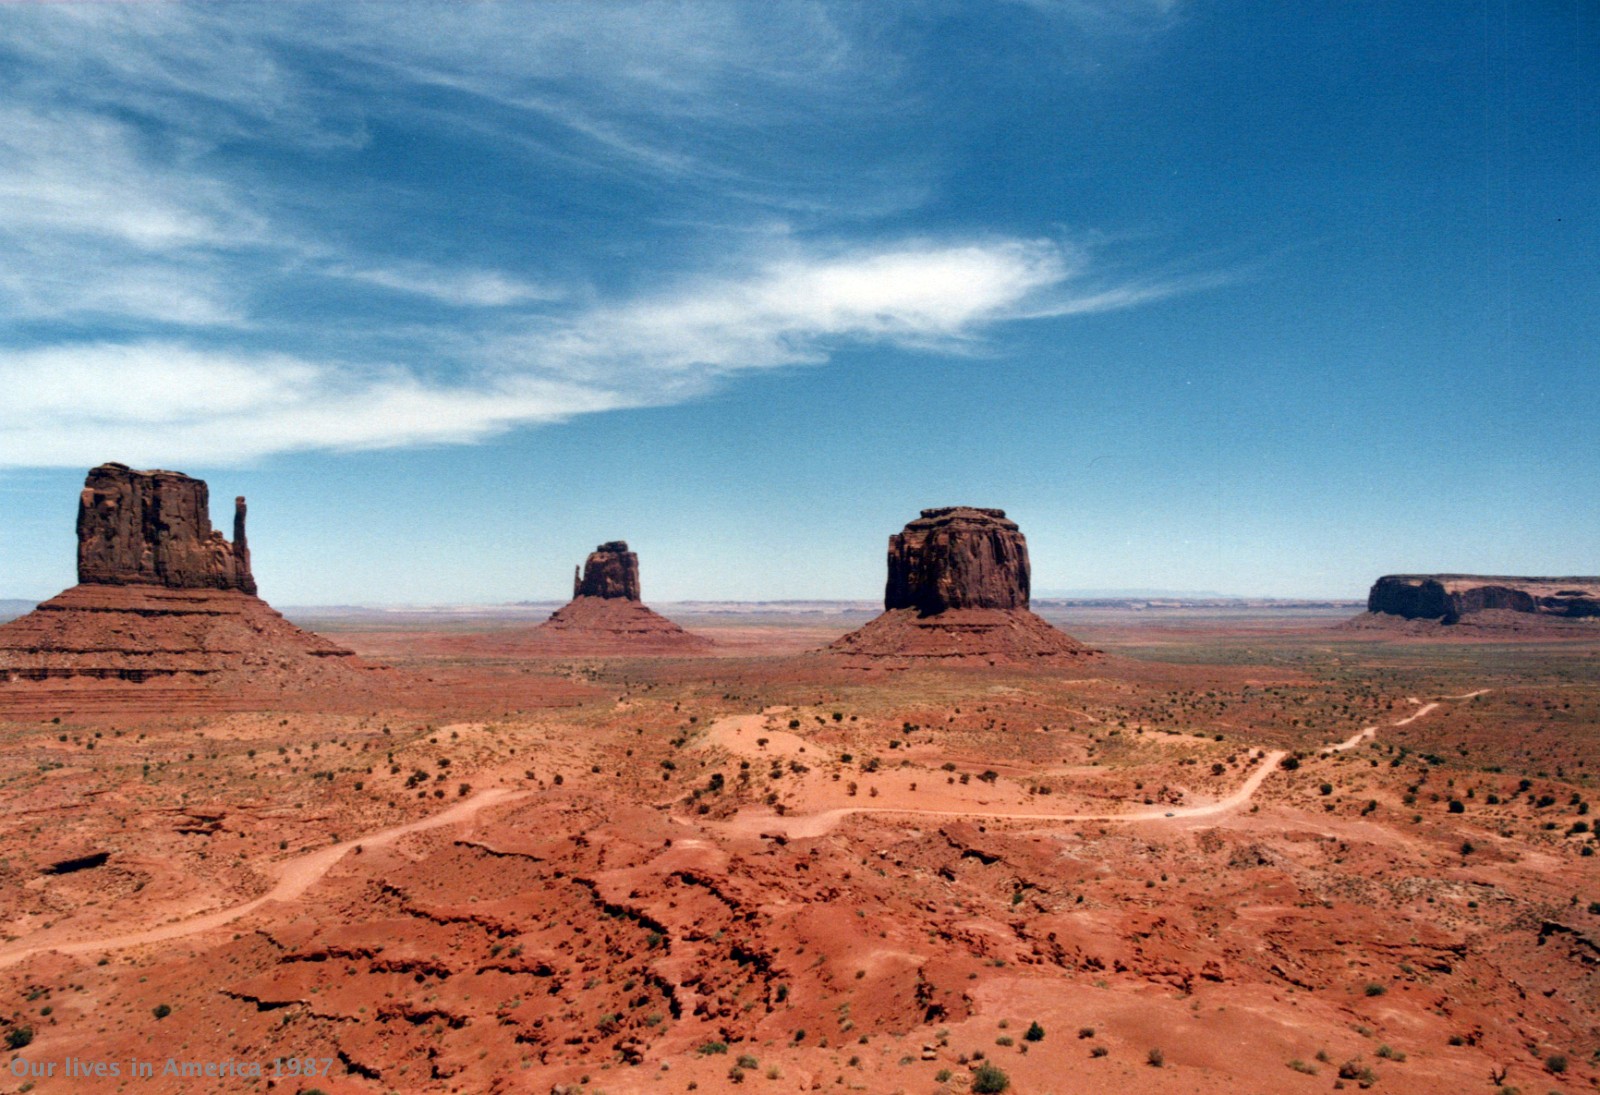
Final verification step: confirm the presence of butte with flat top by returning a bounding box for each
[0,463,362,694]
[529,541,711,653]
[828,506,1096,662]
[1348,573,1600,633]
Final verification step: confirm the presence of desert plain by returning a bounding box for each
[1,601,1596,1095]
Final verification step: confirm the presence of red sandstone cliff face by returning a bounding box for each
[831,507,1092,662]
[886,507,1028,614]
[0,464,369,691]
[77,463,255,594]
[574,541,642,601]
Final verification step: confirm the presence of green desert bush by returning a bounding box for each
[971,1062,1010,1093]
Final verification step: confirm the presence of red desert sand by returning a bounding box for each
[0,489,1594,1094]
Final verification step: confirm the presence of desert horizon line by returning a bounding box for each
[5,463,1585,608]
[0,593,1370,613]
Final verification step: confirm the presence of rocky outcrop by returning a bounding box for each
[0,464,367,693]
[77,463,255,593]
[528,542,709,653]
[886,508,1028,614]
[1364,575,1600,624]
[829,507,1094,663]
[574,542,642,601]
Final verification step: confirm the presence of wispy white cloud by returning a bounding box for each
[0,85,553,325]
[3,344,322,423]
[506,240,1076,383]
[325,263,563,308]
[0,239,1158,467]
[0,5,349,147]
[0,341,623,468]
[0,4,1204,469]
[0,3,896,326]
[1020,266,1229,319]
[0,102,263,325]
[1006,0,1183,33]
[0,3,882,193]
[0,106,255,250]
[0,252,244,328]
[321,3,875,140]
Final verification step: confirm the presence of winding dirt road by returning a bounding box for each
[724,747,1290,839]
[1320,691,1486,754]
[2,689,1489,969]
[0,786,530,970]
[724,689,1488,839]
[1323,726,1376,753]
[1395,702,1440,726]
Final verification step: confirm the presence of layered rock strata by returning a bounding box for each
[77,463,256,592]
[1351,574,1600,632]
[0,584,355,683]
[887,507,1029,613]
[0,464,361,687]
[1366,575,1599,622]
[534,542,709,652]
[830,507,1094,662]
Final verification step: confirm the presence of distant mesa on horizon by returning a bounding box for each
[828,506,1097,663]
[528,540,711,653]
[0,463,365,691]
[1348,573,1600,633]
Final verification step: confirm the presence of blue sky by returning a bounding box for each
[1,2,1595,604]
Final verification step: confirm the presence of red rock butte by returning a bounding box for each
[1348,574,1600,633]
[531,541,710,653]
[76,462,257,593]
[0,463,362,691]
[829,506,1096,662]
[572,540,642,601]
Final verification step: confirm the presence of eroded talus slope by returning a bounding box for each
[0,463,369,696]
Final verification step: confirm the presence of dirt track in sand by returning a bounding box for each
[718,746,1291,839]
[1,690,1488,968]
[720,690,1487,838]
[0,787,530,969]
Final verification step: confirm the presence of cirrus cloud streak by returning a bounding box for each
[0,238,1170,468]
